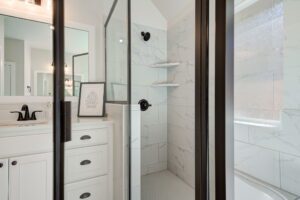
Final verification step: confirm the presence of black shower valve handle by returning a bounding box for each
[138,99,152,111]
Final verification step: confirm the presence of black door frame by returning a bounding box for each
[53,0,66,200]
[195,0,209,199]
[52,0,212,199]
[215,0,234,199]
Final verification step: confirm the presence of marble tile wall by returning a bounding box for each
[167,9,195,188]
[234,0,300,196]
[234,0,283,120]
[234,121,300,196]
[131,23,168,175]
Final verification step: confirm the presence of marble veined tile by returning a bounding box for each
[280,153,300,196]
[235,141,281,187]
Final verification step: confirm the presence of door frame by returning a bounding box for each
[195,0,210,199]
[214,0,234,199]
[53,0,213,199]
[53,0,66,200]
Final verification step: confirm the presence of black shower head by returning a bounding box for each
[141,32,151,41]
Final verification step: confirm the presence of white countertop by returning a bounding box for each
[0,118,113,138]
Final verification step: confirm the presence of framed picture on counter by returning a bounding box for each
[78,82,105,117]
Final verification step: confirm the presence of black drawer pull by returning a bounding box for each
[80,160,91,166]
[11,161,17,166]
[80,192,91,199]
[0,163,3,168]
[80,135,91,140]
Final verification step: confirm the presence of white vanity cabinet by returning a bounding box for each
[0,120,113,200]
[9,153,53,200]
[0,159,8,200]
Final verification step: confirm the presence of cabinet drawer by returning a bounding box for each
[0,134,52,158]
[67,128,108,149]
[65,145,108,183]
[65,176,108,200]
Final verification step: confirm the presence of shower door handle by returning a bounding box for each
[63,101,72,142]
[138,99,152,111]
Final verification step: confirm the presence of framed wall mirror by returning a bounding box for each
[0,6,96,97]
[0,15,89,97]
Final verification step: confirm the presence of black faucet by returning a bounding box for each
[21,105,30,121]
[10,104,43,121]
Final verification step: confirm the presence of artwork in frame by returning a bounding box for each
[78,82,105,117]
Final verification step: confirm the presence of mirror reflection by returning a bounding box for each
[1,15,89,96]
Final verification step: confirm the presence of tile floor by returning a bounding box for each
[141,170,194,200]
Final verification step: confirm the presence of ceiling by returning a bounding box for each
[150,0,194,22]
[3,15,88,54]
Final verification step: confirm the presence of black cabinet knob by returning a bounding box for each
[0,163,3,168]
[80,135,91,140]
[11,161,17,166]
[80,192,91,199]
[80,160,92,166]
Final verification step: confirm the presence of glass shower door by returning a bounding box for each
[129,1,198,200]
[212,0,300,199]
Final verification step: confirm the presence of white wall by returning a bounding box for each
[151,0,193,27]
[65,0,105,82]
[105,0,167,30]
[131,0,167,30]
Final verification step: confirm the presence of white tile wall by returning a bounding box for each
[234,0,300,197]
[235,141,281,187]
[280,153,300,196]
[131,23,168,175]
[235,0,283,120]
[167,7,195,188]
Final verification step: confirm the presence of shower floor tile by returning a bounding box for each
[142,170,194,200]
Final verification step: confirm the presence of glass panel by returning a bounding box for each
[130,0,196,200]
[106,0,128,102]
[63,1,129,200]
[233,0,300,199]
[65,27,89,97]
[72,53,89,96]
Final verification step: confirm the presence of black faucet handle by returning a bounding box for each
[31,111,43,120]
[10,111,24,121]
